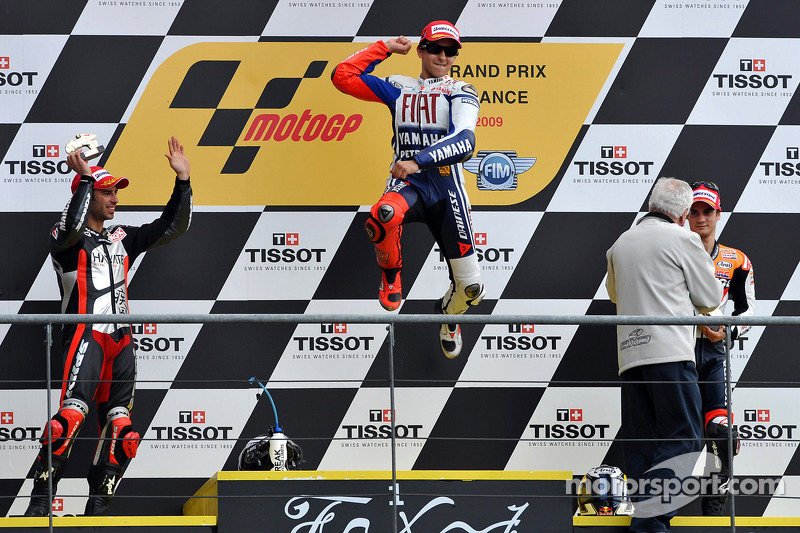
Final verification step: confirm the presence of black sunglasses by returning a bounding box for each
[419,42,459,57]
[691,180,718,191]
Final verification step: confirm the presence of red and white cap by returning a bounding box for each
[420,20,462,48]
[691,184,721,210]
[71,166,130,194]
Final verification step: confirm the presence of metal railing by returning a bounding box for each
[2,312,796,533]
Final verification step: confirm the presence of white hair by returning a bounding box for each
[648,177,692,219]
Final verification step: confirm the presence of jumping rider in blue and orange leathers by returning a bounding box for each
[24,137,192,517]
[332,20,485,358]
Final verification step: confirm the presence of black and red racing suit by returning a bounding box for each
[50,174,192,416]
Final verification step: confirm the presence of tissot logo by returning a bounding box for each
[273,232,299,246]
[601,145,627,159]
[0,57,38,86]
[4,144,72,175]
[573,146,654,177]
[745,409,770,423]
[740,59,766,72]
[369,409,393,423]
[341,409,422,439]
[556,408,582,422]
[529,408,609,439]
[437,231,514,264]
[758,147,800,177]
[293,323,373,351]
[737,408,796,440]
[481,324,560,351]
[0,411,41,441]
[321,323,347,334]
[151,411,233,441]
[131,323,184,352]
[246,232,325,264]
[713,58,792,89]
[32,145,60,158]
[180,410,206,424]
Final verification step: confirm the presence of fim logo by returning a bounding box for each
[463,150,536,191]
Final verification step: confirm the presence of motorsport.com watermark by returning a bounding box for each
[565,451,784,517]
[567,474,784,500]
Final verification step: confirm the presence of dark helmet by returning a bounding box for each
[577,464,634,516]
[237,428,304,471]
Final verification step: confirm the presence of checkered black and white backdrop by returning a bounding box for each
[2,0,800,518]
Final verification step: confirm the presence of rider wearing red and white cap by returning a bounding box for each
[332,20,484,358]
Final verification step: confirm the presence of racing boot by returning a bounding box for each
[378,268,402,311]
[436,298,462,359]
[24,453,67,517]
[702,420,739,516]
[85,464,122,516]
[84,408,140,516]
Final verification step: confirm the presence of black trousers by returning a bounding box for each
[621,361,703,532]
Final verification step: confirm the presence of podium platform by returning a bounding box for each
[3,471,800,532]
[184,470,574,532]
